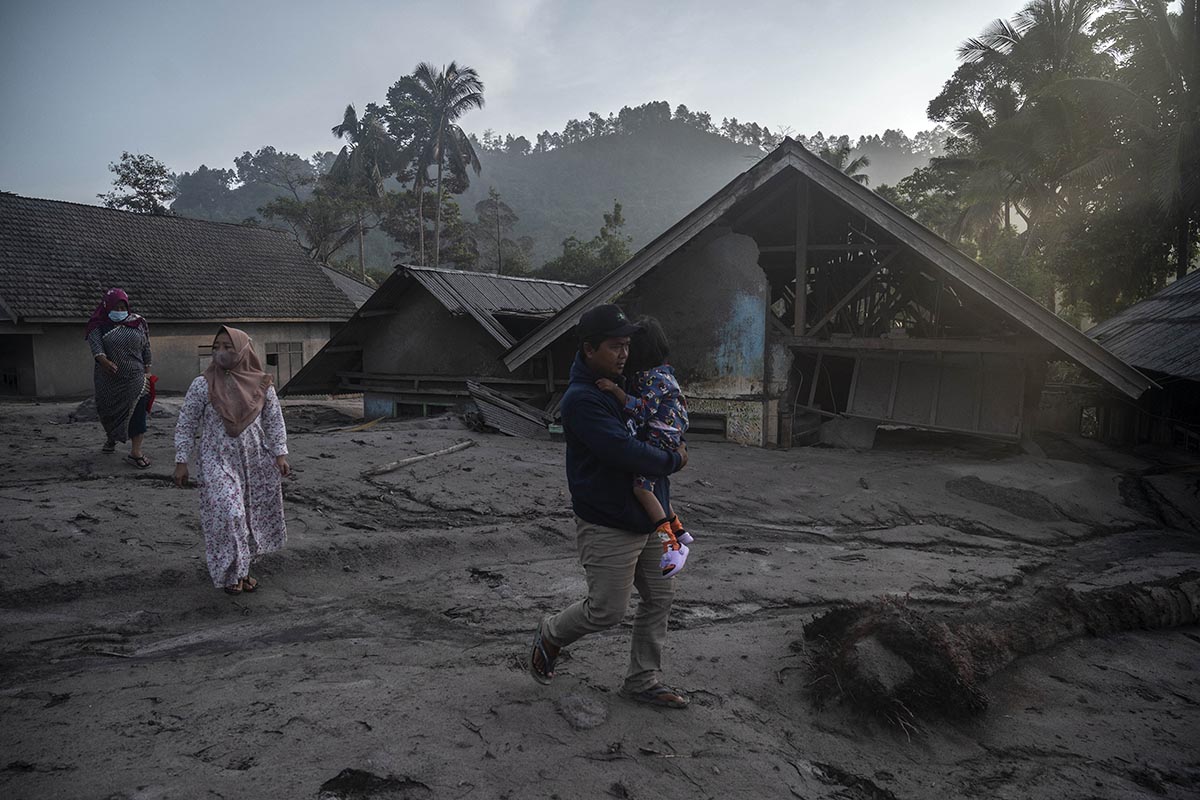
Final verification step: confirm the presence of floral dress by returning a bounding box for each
[174,376,289,588]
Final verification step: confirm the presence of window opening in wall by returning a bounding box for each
[196,345,212,375]
[1080,407,1099,439]
[265,341,304,386]
[688,412,728,441]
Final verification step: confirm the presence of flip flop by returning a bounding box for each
[126,454,151,469]
[102,441,117,454]
[223,582,243,595]
[618,684,689,709]
[241,576,258,593]
[528,620,558,685]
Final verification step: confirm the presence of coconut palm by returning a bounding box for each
[329,104,390,276]
[817,139,872,185]
[958,0,1106,89]
[1047,0,1199,278]
[407,62,485,266]
[928,0,1113,307]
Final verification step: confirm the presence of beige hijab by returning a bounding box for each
[204,326,273,437]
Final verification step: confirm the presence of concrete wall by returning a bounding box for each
[627,232,770,445]
[26,321,336,398]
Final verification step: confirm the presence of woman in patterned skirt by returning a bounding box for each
[85,288,153,468]
[173,326,291,594]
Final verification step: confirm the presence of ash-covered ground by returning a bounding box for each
[2,398,1198,799]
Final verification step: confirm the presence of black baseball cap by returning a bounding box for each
[576,303,641,340]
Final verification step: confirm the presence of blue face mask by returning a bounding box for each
[108,310,129,322]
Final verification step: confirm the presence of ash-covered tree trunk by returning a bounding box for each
[803,572,1200,728]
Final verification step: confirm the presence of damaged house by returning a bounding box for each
[281,265,588,419]
[502,138,1155,448]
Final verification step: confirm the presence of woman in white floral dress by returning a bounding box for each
[173,327,291,594]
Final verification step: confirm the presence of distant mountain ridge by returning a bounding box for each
[460,121,946,265]
[460,122,764,264]
[168,111,946,274]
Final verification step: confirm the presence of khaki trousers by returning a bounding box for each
[544,516,675,693]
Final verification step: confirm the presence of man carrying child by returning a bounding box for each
[527,304,690,709]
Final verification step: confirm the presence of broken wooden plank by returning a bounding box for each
[361,440,476,477]
[785,336,1056,354]
[794,176,810,336]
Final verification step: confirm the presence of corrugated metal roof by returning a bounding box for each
[1087,270,1200,380]
[467,380,552,439]
[405,266,587,347]
[282,267,587,395]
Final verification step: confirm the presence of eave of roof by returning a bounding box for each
[1086,268,1200,380]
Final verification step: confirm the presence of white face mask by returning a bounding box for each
[108,310,129,322]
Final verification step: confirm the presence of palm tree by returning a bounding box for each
[329,104,389,277]
[407,62,485,266]
[929,0,1113,307]
[1047,0,1200,278]
[817,139,872,185]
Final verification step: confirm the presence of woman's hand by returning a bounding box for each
[97,356,118,375]
[276,455,291,477]
[173,463,189,487]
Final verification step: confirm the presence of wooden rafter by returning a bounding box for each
[805,250,901,337]
[794,176,809,336]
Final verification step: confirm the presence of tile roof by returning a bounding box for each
[0,193,358,322]
[321,266,376,309]
[1087,269,1200,380]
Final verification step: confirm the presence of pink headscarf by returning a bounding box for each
[203,326,274,437]
[84,288,146,339]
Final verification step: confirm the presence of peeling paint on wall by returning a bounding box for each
[713,291,765,381]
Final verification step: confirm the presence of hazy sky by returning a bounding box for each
[0,0,1028,204]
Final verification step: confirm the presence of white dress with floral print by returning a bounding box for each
[174,376,288,588]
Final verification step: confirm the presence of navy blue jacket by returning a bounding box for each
[561,353,682,533]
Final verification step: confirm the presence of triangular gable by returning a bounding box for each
[503,139,1155,400]
[407,266,517,347]
[282,266,587,395]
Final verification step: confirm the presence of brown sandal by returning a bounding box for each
[619,683,689,709]
[241,576,258,593]
[223,582,243,595]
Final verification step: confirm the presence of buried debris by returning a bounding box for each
[466,380,555,439]
[318,768,432,799]
[360,440,476,478]
[802,571,1200,728]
